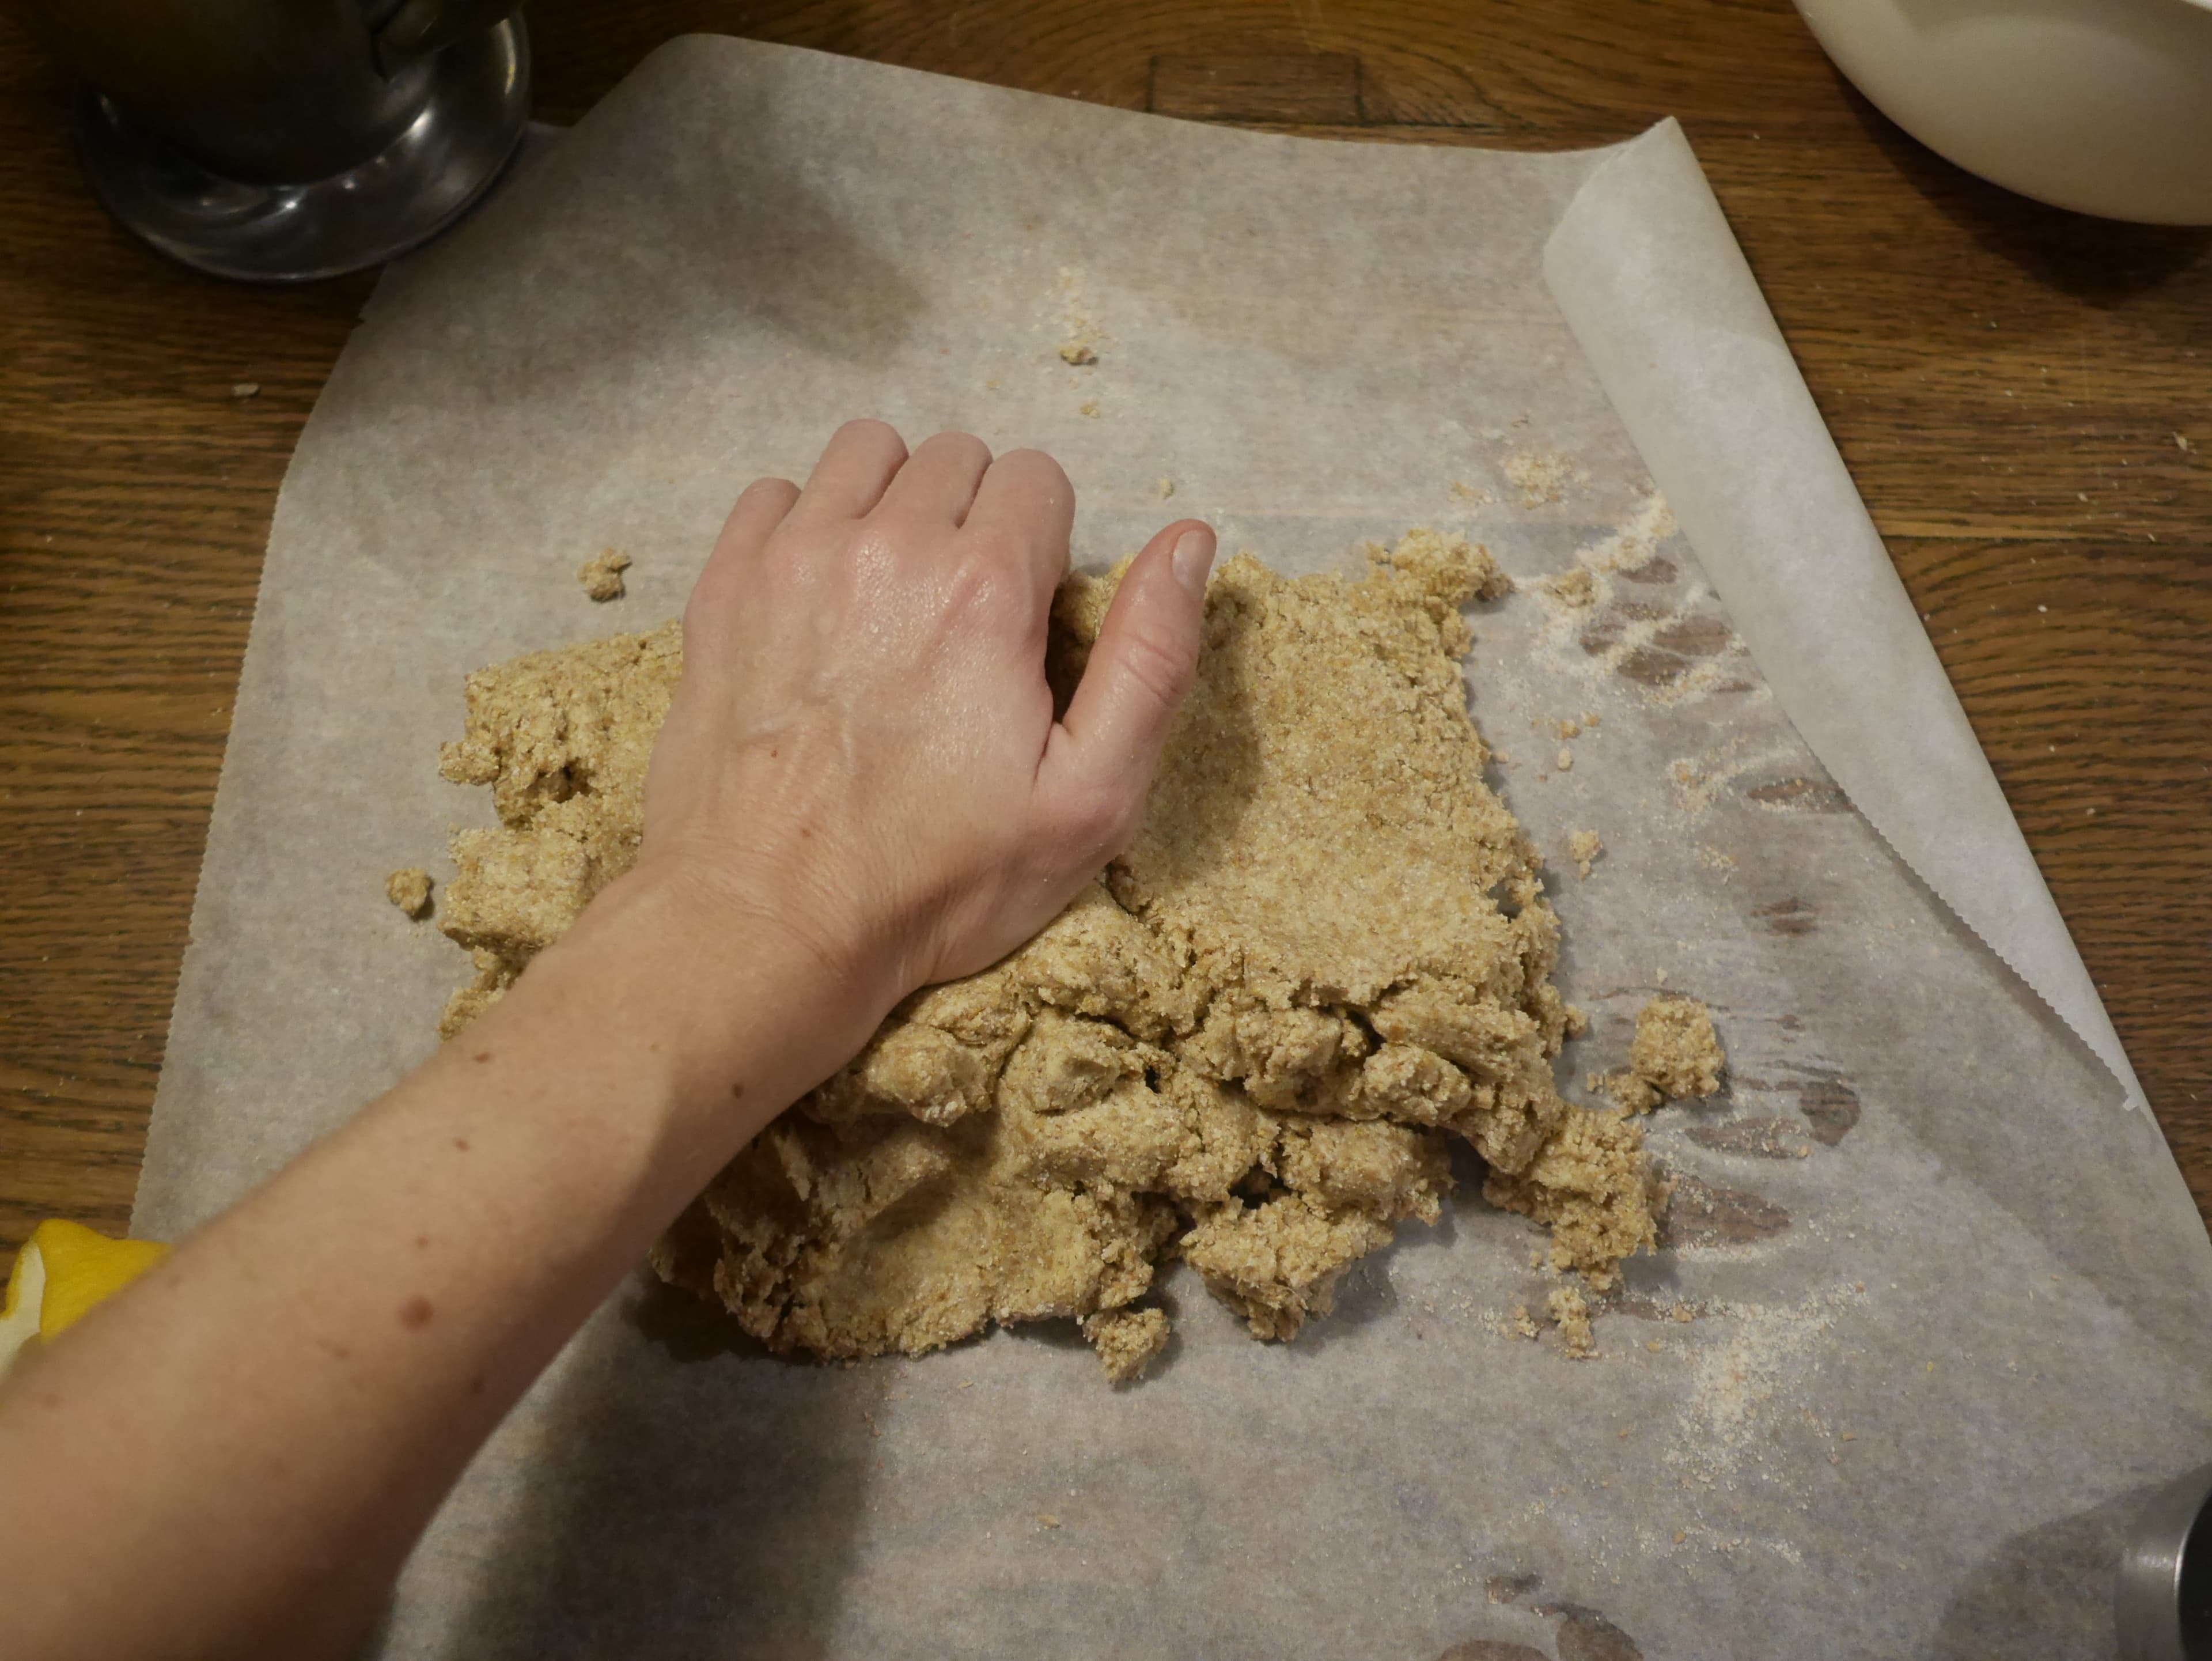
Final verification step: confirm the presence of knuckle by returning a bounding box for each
[923,429,992,466]
[948,561,1031,631]
[996,449,1074,520]
[830,418,909,471]
[1001,447,1071,491]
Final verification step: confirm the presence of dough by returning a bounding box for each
[1566,830,1603,879]
[429,532,1659,1379]
[577,548,631,602]
[385,867,433,919]
[1628,994,1725,1100]
[1592,994,1725,1114]
[1547,1285,1595,1357]
[1082,1307,1170,1383]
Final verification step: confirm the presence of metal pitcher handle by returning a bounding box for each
[366,0,520,76]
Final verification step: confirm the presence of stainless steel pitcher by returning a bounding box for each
[9,0,532,280]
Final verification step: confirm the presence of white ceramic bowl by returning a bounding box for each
[1794,0,2212,224]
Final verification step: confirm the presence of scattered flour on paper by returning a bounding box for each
[1526,493,1768,711]
[1666,1282,1872,1487]
[1666,739,1805,823]
[1502,449,1588,508]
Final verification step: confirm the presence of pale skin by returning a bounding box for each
[0,420,1217,1661]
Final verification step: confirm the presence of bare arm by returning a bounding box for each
[0,421,1215,1661]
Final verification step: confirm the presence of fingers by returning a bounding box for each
[682,475,801,661]
[964,448,1075,594]
[1037,519,1215,853]
[793,419,908,522]
[875,430,993,528]
[720,473,803,550]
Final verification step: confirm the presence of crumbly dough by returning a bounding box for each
[1082,1306,1171,1382]
[1566,830,1603,879]
[1594,1070,1662,1115]
[1547,1285,1595,1357]
[577,548,631,602]
[385,868,433,919]
[1629,994,1725,1100]
[430,531,1657,1379]
[1544,566,1595,608]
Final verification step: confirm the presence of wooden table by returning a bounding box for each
[3,1,2209,1265]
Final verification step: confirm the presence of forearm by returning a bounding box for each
[0,869,882,1661]
[0,421,1207,1661]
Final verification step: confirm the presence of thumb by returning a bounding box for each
[1037,520,1214,852]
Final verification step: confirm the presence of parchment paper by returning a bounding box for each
[1543,126,2149,1114]
[135,36,2212,1660]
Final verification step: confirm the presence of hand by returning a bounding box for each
[636,419,1215,1024]
[0,422,1214,1661]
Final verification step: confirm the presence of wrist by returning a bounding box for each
[529,858,902,1130]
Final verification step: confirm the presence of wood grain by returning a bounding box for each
[3,0,2208,1263]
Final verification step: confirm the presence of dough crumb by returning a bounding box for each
[1596,1070,1662,1115]
[1078,399,1101,419]
[385,868,433,919]
[230,381,259,399]
[1156,476,1175,499]
[577,548,631,602]
[1368,525,1511,601]
[1058,342,1098,366]
[1510,1303,1540,1340]
[1082,1306,1170,1382]
[1548,1286,1596,1357]
[1546,565,1596,608]
[1630,995,1725,1099]
[1556,717,1581,740]
[1485,1108,1659,1289]
[1567,830,1603,879]
[1555,747,1573,772]
[432,528,1654,1378]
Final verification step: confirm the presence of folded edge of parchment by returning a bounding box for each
[1541,119,2147,1113]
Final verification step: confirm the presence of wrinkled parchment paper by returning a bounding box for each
[135,37,2212,1660]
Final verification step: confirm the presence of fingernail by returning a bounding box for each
[1171,528,1214,598]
